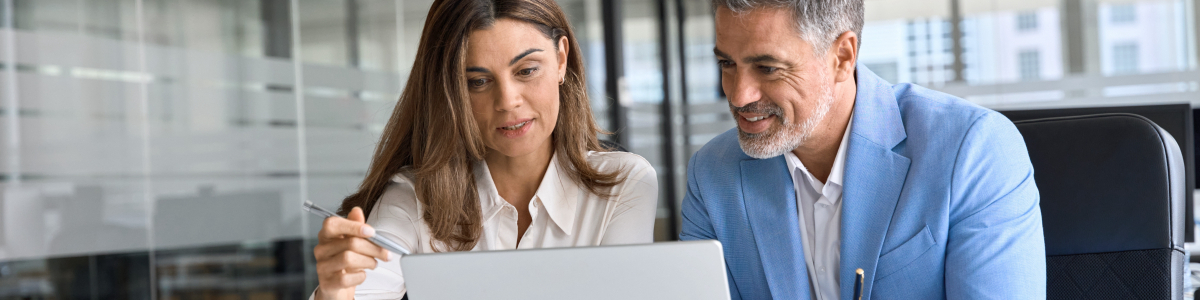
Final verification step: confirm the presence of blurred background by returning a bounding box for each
[0,0,1197,298]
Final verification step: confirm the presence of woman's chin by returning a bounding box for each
[490,147,536,159]
[488,140,552,160]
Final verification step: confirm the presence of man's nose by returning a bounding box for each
[727,73,762,108]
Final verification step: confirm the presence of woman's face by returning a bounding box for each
[465,18,568,160]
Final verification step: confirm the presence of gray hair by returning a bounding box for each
[713,0,863,53]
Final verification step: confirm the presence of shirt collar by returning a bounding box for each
[826,115,853,188]
[474,161,504,221]
[474,151,578,234]
[533,151,577,234]
[784,115,854,201]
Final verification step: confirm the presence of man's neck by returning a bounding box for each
[792,78,857,184]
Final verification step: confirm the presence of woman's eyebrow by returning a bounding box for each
[510,48,544,66]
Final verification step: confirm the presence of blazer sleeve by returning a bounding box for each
[678,152,743,300]
[680,153,717,241]
[945,111,1047,299]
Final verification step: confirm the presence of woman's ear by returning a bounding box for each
[557,36,569,79]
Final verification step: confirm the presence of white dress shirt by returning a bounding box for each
[783,117,852,300]
[326,151,658,299]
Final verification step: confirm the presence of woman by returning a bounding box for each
[310,0,658,299]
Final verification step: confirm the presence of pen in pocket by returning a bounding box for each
[853,268,864,300]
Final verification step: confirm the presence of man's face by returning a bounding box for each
[714,7,837,159]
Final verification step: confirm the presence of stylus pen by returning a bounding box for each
[853,268,864,300]
[304,201,412,256]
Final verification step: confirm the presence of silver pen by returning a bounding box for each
[304,200,412,256]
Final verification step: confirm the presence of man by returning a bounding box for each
[679,1,1046,299]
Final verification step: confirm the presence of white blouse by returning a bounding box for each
[346,151,658,299]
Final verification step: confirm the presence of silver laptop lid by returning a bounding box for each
[401,240,730,300]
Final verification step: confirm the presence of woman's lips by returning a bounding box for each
[497,119,533,138]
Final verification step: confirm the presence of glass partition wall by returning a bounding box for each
[0,0,1197,298]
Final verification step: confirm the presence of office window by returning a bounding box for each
[1016,11,1038,32]
[864,62,899,84]
[1018,50,1040,81]
[1111,4,1136,24]
[1113,43,1139,74]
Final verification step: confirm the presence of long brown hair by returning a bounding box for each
[338,0,623,252]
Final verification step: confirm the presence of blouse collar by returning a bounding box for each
[474,151,578,234]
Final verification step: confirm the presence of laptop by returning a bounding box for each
[400,240,730,300]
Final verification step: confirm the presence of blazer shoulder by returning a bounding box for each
[689,128,747,172]
[891,83,1017,143]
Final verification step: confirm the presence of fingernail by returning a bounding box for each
[362,225,375,237]
[386,251,394,261]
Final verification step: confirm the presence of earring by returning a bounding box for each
[559,77,565,85]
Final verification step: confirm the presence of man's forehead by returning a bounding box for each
[714,5,797,34]
[714,8,808,55]
[714,32,810,62]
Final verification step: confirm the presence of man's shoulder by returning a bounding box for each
[881,83,1024,156]
[891,83,1001,131]
[883,83,1029,184]
[689,128,749,172]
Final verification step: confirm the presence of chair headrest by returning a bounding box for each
[1015,113,1185,256]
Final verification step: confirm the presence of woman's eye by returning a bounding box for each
[518,67,538,76]
[469,78,489,88]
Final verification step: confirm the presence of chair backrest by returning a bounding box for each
[1014,113,1186,300]
[600,139,628,152]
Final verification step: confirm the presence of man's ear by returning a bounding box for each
[831,31,858,83]
[557,36,569,78]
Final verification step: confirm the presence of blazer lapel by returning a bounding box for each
[741,157,812,300]
[839,136,910,300]
[839,65,912,300]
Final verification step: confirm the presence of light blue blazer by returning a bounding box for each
[680,66,1046,300]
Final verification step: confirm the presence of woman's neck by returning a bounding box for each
[485,142,553,246]
[485,142,555,203]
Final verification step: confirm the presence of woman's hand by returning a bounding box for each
[313,207,393,300]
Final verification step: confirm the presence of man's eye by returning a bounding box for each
[717,60,733,68]
[759,66,778,74]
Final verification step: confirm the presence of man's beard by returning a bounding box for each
[733,83,835,159]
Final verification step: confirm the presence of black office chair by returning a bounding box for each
[600,139,629,152]
[1014,113,1186,300]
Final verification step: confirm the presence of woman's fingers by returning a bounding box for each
[346,206,366,222]
[319,270,368,290]
[313,236,391,262]
[313,206,385,296]
[316,250,379,275]
[312,240,386,297]
[318,214,375,243]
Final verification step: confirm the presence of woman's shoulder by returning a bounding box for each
[583,151,658,210]
[370,171,423,221]
[584,151,656,182]
[585,150,651,169]
[364,170,428,255]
